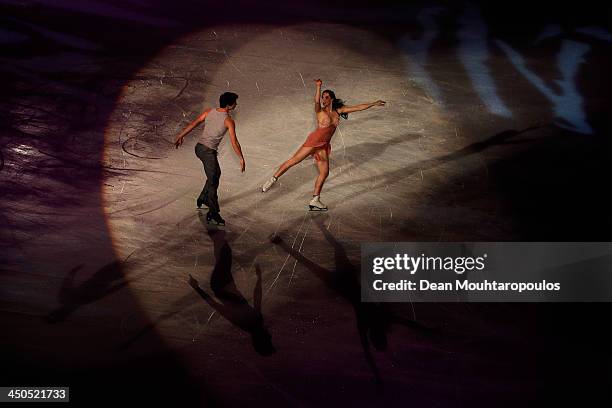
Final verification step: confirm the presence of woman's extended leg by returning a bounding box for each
[274,146,314,178]
[262,145,315,192]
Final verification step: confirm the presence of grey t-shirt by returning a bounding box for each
[199,109,229,150]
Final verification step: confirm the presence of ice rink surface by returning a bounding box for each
[2,1,612,406]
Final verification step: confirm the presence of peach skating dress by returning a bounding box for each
[302,111,340,161]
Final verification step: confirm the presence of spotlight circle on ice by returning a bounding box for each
[102,22,451,337]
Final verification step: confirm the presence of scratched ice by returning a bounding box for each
[102,23,454,337]
[3,10,610,405]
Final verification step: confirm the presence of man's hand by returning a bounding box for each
[240,158,246,172]
[373,100,386,107]
[314,79,322,87]
[174,137,184,149]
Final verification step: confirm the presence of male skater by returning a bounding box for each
[175,92,245,225]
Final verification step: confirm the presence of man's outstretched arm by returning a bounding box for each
[175,108,211,148]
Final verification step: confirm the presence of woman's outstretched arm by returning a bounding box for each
[314,79,322,113]
[337,100,386,114]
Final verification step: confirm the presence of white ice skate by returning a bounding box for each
[262,176,277,192]
[308,195,328,211]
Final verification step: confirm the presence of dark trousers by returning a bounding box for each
[195,143,221,214]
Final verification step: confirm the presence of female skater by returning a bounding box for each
[261,79,385,210]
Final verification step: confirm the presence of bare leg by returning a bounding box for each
[313,149,329,196]
[274,146,315,178]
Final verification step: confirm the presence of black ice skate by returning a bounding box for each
[206,211,226,226]
[196,198,209,210]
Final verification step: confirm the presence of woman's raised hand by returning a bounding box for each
[315,79,323,87]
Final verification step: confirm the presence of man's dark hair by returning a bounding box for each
[219,92,238,108]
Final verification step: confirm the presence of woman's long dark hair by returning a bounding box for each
[323,89,348,119]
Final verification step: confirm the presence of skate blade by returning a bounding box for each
[204,223,224,231]
[206,216,225,226]
[309,205,328,211]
